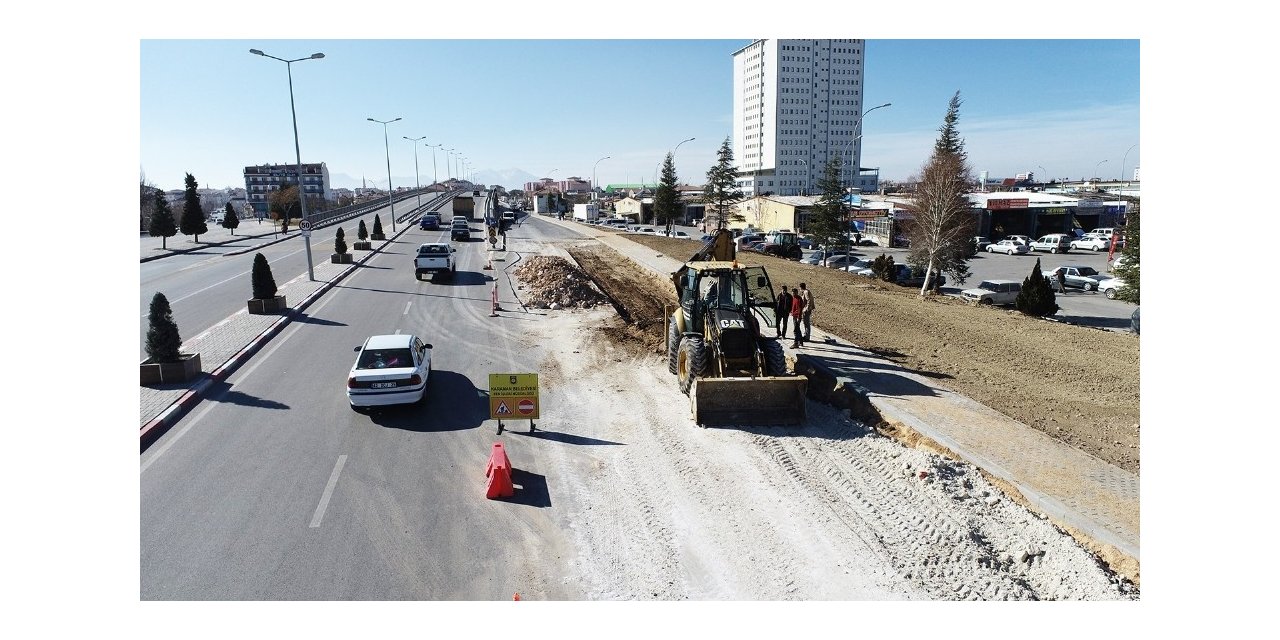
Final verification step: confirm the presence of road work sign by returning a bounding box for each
[489,373,539,419]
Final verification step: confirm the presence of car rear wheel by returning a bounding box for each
[1007,249,1014,255]
[1105,288,1117,300]
[979,298,993,305]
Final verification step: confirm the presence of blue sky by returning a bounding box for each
[139,38,1138,193]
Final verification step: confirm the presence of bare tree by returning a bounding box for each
[905,91,975,294]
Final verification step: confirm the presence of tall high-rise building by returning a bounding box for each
[732,39,876,197]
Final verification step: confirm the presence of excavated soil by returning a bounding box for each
[572,236,1140,475]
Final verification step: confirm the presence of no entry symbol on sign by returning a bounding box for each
[518,399,535,415]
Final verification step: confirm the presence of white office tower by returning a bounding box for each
[732,39,873,197]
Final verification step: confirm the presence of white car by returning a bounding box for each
[635,226,657,234]
[1070,233,1110,252]
[987,239,1030,255]
[1098,276,1127,300]
[960,279,1022,305]
[841,258,875,274]
[347,334,433,410]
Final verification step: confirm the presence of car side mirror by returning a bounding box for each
[422,343,433,350]
[353,346,362,352]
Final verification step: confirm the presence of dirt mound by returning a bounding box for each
[513,255,611,310]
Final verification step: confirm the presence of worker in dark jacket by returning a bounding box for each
[775,286,793,338]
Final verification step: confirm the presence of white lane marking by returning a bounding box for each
[142,248,308,317]
[140,292,343,472]
[404,301,412,315]
[309,455,348,528]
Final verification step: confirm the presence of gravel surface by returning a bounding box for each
[508,242,1138,600]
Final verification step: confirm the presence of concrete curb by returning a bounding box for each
[792,353,884,427]
[138,224,409,452]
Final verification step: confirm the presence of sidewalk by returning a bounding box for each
[541,215,1139,563]
[139,221,415,448]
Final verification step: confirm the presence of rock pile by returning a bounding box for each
[513,256,611,310]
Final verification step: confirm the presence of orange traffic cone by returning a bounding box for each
[513,593,521,601]
[485,442,514,499]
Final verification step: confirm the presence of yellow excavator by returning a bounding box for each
[664,229,808,427]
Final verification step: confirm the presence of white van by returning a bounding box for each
[1089,227,1116,239]
[1030,233,1073,254]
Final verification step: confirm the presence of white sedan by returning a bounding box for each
[347,334,433,411]
[987,239,1030,255]
[1070,234,1110,252]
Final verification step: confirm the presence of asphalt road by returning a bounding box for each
[140,203,583,599]
[140,195,446,360]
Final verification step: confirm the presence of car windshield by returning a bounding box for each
[1077,267,1099,276]
[357,348,414,370]
[979,281,999,291]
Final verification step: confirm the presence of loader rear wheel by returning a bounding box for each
[761,338,788,376]
[667,317,681,375]
[677,336,708,395]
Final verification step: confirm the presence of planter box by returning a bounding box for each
[331,252,353,264]
[353,241,372,250]
[140,352,202,385]
[371,233,386,241]
[247,295,287,314]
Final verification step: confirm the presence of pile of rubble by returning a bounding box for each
[513,256,611,310]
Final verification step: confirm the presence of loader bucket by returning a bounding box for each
[690,376,808,427]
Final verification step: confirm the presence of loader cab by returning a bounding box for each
[678,264,776,334]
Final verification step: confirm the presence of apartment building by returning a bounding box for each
[732,39,878,197]
[243,162,332,216]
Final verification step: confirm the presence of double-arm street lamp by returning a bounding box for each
[846,102,891,187]
[426,143,442,186]
[592,156,610,201]
[403,135,428,210]
[249,48,324,281]
[368,116,402,232]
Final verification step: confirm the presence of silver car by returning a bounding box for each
[987,239,1030,255]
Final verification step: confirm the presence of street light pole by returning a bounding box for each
[249,48,324,281]
[592,156,610,202]
[404,135,427,211]
[368,116,402,232]
[848,102,891,189]
[426,143,441,186]
[1120,144,1137,185]
[1093,159,1108,183]
[1038,165,1048,186]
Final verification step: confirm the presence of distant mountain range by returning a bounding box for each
[330,168,539,191]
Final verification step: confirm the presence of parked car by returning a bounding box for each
[1070,233,1110,252]
[1006,235,1033,247]
[634,226,657,234]
[822,254,864,269]
[1030,234,1073,254]
[1048,265,1106,291]
[1097,276,1127,299]
[1109,254,1129,272]
[841,258,876,274]
[886,264,945,288]
[346,334,433,411]
[987,239,1030,255]
[746,241,767,253]
[973,236,992,251]
[960,279,1022,305]
[660,230,691,238]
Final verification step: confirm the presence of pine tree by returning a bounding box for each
[1015,258,1059,317]
[702,136,744,231]
[251,252,278,300]
[222,202,240,235]
[335,227,347,254]
[358,219,369,241]
[179,173,208,242]
[1111,202,1140,304]
[808,155,848,262]
[906,91,976,295]
[372,214,384,238]
[148,188,177,249]
[654,153,681,234]
[145,292,182,363]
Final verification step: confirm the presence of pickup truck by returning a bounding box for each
[414,243,456,281]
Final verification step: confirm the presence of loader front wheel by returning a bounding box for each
[677,336,708,395]
[761,338,788,376]
[667,317,681,375]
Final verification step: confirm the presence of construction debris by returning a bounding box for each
[513,256,611,310]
